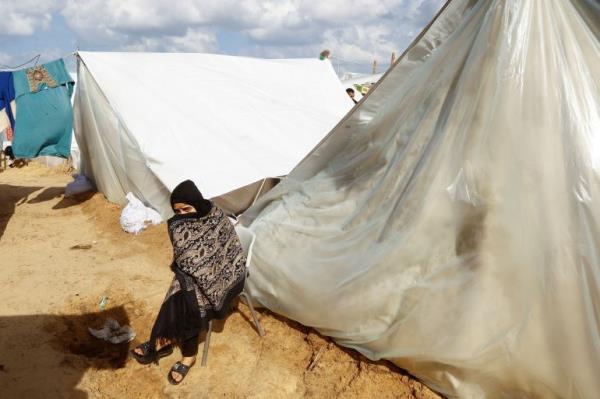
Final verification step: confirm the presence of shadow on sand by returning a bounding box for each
[25,185,96,210]
[0,184,42,239]
[0,306,131,398]
[0,184,96,240]
[52,191,96,210]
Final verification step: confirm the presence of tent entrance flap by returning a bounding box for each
[213,177,280,216]
[74,56,172,217]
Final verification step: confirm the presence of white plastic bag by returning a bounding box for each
[65,174,94,197]
[120,192,162,234]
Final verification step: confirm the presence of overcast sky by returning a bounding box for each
[0,0,445,75]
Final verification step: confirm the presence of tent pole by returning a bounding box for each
[251,178,269,208]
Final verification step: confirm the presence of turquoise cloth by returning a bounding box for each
[12,59,74,159]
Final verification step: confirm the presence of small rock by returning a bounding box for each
[70,244,92,250]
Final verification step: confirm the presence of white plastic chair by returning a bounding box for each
[201,224,265,366]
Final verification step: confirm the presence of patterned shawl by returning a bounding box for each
[166,206,247,317]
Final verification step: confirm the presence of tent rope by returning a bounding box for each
[0,54,41,71]
[0,51,76,71]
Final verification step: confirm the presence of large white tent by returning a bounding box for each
[242,0,600,397]
[73,51,353,217]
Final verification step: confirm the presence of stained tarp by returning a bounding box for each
[241,0,600,397]
[74,51,353,217]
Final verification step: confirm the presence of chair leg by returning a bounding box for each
[201,320,212,367]
[240,291,265,337]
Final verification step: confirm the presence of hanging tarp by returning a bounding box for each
[0,71,16,132]
[12,59,74,159]
[242,0,600,397]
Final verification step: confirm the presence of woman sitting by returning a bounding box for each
[131,180,247,384]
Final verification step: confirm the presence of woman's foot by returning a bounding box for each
[130,340,174,365]
[168,356,196,385]
[132,339,171,356]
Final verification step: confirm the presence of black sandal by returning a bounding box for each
[130,341,173,365]
[168,361,193,385]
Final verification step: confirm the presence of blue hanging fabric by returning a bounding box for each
[12,59,74,159]
[0,71,16,132]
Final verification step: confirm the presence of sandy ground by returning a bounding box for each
[0,164,441,399]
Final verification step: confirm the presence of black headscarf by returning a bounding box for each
[170,180,213,217]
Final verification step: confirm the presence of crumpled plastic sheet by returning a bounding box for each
[88,318,136,344]
[65,174,94,197]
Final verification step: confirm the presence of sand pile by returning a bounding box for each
[0,163,440,399]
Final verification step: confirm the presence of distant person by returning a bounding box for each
[131,180,247,384]
[346,88,358,104]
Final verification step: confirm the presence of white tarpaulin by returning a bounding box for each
[73,51,353,217]
[242,0,600,397]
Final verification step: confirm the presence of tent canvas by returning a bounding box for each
[242,0,600,397]
[73,51,353,217]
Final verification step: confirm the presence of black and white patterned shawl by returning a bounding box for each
[165,206,247,317]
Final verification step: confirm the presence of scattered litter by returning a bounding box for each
[65,174,94,197]
[120,192,162,234]
[98,296,108,310]
[88,318,136,344]
[70,244,92,250]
